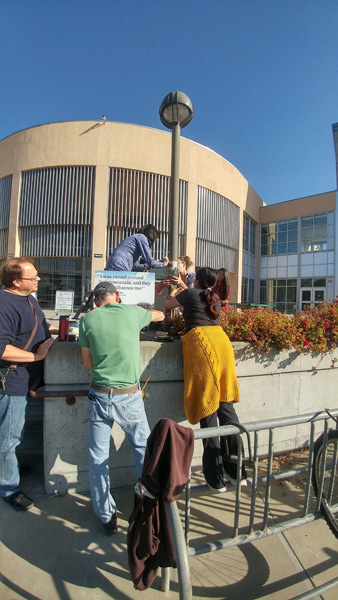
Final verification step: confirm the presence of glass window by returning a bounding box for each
[276,285,286,303]
[288,219,298,231]
[34,257,91,308]
[288,242,297,253]
[243,215,249,253]
[301,216,313,229]
[275,303,285,312]
[314,214,327,227]
[260,279,297,313]
[328,212,334,225]
[248,278,255,304]
[287,286,297,302]
[261,218,298,255]
[314,278,326,287]
[243,215,256,256]
[242,276,248,303]
[301,212,329,252]
[250,223,256,256]
[242,276,255,304]
[314,290,325,302]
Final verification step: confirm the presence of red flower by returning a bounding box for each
[303,340,309,346]
[302,320,308,327]
[324,322,330,329]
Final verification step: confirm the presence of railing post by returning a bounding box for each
[167,501,192,600]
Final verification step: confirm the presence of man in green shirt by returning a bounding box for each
[78,281,164,534]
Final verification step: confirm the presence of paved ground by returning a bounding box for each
[1,454,338,600]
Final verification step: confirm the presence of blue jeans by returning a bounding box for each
[0,393,29,497]
[87,385,150,524]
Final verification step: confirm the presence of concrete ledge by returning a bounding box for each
[42,340,338,494]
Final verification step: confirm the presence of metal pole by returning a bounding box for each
[167,501,193,600]
[168,122,180,276]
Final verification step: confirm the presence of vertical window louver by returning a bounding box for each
[0,175,12,259]
[196,186,239,271]
[107,168,187,260]
[19,167,95,257]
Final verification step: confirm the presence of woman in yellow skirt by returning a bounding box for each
[166,267,247,492]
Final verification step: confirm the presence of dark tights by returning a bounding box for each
[200,402,246,483]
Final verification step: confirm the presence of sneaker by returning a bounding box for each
[103,512,118,535]
[3,490,34,511]
[206,477,227,493]
[229,478,248,487]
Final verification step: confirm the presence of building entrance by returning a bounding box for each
[300,287,326,311]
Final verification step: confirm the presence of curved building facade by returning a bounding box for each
[0,120,263,307]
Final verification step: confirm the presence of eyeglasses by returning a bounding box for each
[20,275,40,282]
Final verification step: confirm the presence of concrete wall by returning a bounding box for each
[42,340,338,495]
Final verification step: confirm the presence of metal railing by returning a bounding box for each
[162,409,338,600]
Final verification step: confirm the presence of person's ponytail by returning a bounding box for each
[201,288,219,319]
[195,268,219,320]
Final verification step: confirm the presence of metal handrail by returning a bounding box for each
[163,408,338,600]
[29,383,89,405]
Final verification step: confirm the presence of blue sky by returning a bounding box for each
[1,0,337,205]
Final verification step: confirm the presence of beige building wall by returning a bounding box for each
[4,121,335,307]
[0,120,262,210]
[259,191,336,223]
[0,120,265,302]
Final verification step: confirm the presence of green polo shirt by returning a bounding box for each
[78,303,152,387]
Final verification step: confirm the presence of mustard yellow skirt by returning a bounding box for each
[181,326,240,425]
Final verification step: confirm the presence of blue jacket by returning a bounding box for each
[105,233,165,271]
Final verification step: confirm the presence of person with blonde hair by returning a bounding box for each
[155,255,195,296]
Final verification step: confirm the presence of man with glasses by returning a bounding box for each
[0,258,55,510]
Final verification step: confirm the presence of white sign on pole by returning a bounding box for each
[94,271,155,308]
[55,290,74,314]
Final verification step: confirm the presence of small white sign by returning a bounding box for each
[55,290,74,314]
[94,271,155,308]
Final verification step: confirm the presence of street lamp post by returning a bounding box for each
[159,91,194,276]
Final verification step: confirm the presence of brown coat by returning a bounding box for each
[127,418,194,590]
